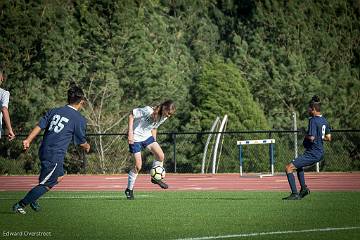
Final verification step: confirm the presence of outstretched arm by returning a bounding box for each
[1,107,15,141]
[128,113,134,144]
[23,125,42,151]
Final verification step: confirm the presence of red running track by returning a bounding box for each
[1,173,360,192]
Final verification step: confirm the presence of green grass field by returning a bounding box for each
[1,191,360,240]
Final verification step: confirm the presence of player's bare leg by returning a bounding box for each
[147,142,164,167]
[147,142,168,189]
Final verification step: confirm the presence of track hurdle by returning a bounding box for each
[237,139,275,177]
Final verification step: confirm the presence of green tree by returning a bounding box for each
[229,0,360,129]
[190,56,269,131]
[183,56,269,172]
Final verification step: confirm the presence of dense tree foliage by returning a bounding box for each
[0,0,359,173]
[189,56,269,130]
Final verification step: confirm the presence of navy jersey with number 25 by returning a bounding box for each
[303,115,331,157]
[38,105,87,162]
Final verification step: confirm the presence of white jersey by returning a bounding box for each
[0,88,10,138]
[132,106,168,142]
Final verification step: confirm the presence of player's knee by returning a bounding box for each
[157,153,165,162]
[39,184,52,191]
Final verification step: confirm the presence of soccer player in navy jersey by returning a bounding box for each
[13,84,90,214]
[283,95,331,200]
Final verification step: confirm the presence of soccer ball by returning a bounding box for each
[150,166,165,181]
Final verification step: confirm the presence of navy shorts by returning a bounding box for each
[292,152,323,169]
[38,161,64,188]
[129,136,156,153]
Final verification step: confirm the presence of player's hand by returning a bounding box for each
[128,134,134,144]
[23,139,31,151]
[81,143,91,153]
[8,130,15,141]
[84,145,90,153]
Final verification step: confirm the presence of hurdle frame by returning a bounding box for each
[237,139,275,177]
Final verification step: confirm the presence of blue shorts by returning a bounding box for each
[292,151,323,169]
[38,161,64,188]
[129,136,155,154]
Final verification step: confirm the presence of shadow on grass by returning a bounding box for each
[0,211,15,215]
[173,197,251,201]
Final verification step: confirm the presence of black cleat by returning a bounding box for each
[282,193,301,200]
[124,188,134,200]
[30,201,41,212]
[151,178,169,189]
[299,187,310,199]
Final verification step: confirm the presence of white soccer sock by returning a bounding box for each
[127,169,138,190]
[152,160,163,167]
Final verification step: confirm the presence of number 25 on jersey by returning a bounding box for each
[49,115,69,133]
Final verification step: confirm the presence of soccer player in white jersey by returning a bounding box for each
[125,100,176,200]
[0,70,15,141]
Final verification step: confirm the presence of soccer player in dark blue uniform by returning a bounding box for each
[13,84,90,214]
[283,95,331,200]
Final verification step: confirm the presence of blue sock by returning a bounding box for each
[19,185,49,206]
[296,168,307,189]
[286,173,297,193]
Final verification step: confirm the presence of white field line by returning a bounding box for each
[174,226,360,240]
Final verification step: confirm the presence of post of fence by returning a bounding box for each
[82,148,87,174]
[239,144,243,176]
[268,132,274,175]
[172,132,177,173]
[269,142,275,175]
[293,112,298,159]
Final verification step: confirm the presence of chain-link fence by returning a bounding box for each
[1,130,359,175]
[158,130,360,174]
